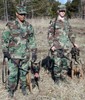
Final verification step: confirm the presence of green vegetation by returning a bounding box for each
[66,0,81,18]
[0,0,81,20]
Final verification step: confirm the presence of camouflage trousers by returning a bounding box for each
[53,57,69,81]
[7,59,30,92]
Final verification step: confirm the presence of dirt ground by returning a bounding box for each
[0,18,85,100]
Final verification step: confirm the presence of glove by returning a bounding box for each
[3,51,11,60]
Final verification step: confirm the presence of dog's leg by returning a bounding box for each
[71,69,74,79]
[76,62,84,79]
[26,72,33,93]
[71,60,74,79]
[71,63,74,79]
[36,80,39,90]
[79,68,84,79]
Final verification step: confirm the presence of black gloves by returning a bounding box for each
[3,51,11,60]
[32,48,37,62]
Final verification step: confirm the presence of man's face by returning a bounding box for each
[59,10,66,17]
[16,13,26,22]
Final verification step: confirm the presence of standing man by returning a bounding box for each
[2,5,37,97]
[48,4,76,83]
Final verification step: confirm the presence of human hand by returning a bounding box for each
[74,44,79,48]
[51,46,56,51]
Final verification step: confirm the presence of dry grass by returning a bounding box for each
[0,18,85,100]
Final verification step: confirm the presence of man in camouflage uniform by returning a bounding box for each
[48,4,76,84]
[2,6,37,97]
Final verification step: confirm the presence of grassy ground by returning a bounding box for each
[0,18,85,100]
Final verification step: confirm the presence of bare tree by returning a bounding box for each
[3,0,8,21]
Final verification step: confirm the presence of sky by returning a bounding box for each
[57,0,67,4]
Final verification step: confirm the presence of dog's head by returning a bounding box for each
[31,61,41,79]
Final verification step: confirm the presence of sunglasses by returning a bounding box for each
[59,10,66,12]
[18,13,26,16]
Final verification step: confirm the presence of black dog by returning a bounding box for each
[41,56,54,73]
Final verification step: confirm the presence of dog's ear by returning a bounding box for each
[38,61,41,69]
[37,62,39,66]
[31,61,33,65]
[31,61,34,67]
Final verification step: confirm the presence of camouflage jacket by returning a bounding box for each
[48,17,75,51]
[2,19,37,59]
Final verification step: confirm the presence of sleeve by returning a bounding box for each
[67,20,76,43]
[47,21,55,47]
[28,24,37,49]
[28,24,37,62]
[2,25,10,52]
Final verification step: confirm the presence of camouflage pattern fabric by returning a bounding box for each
[16,6,27,14]
[7,59,30,92]
[48,18,75,80]
[58,4,66,11]
[2,18,37,92]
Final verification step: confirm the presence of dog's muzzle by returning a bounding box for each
[34,73,39,78]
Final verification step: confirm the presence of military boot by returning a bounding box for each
[8,90,14,98]
[60,75,69,84]
[21,88,28,95]
[54,77,60,85]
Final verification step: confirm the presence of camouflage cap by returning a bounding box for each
[16,5,27,14]
[58,4,66,11]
